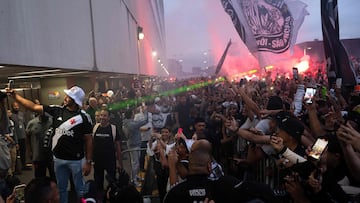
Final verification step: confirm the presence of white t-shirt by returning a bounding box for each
[255,118,276,155]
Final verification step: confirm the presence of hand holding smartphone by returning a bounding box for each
[177,128,183,135]
[308,138,328,161]
[304,87,316,104]
[292,67,299,80]
[14,184,26,203]
[336,78,342,89]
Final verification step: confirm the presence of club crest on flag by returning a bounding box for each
[241,1,292,53]
[221,0,308,68]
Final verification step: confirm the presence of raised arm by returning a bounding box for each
[7,89,43,115]
[233,86,261,119]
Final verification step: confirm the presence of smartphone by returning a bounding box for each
[308,138,328,160]
[14,184,26,203]
[8,80,14,89]
[292,67,299,80]
[336,78,342,89]
[177,128,183,134]
[304,87,316,104]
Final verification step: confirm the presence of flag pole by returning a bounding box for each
[214,39,232,76]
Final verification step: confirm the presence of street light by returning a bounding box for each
[303,47,312,56]
[137,26,144,40]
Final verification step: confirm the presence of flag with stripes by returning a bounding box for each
[220,0,308,68]
[321,0,356,86]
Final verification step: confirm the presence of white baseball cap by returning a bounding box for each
[107,90,114,98]
[64,86,85,107]
[154,97,161,103]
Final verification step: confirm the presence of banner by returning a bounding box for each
[220,0,308,68]
[321,0,356,86]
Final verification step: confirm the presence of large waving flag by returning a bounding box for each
[321,0,356,86]
[220,0,308,68]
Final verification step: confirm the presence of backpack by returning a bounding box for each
[92,123,117,142]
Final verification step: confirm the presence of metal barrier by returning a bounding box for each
[121,147,160,201]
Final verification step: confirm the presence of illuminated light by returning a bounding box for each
[178,59,183,62]
[247,69,257,74]
[203,61,207,64]
[152,51,157,57]
[0,66,4,68]
[8,71,89,79]
[270,86,274,90]
[160,63,164,66]
[203,52,208,55]
[16,69,61,75]
[262,78,266,81]
[158,59,161,63]
[265,65,274,70]
[294,59,310,73]
[137,26,144,40]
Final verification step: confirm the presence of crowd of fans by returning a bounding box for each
[0,71,360,202]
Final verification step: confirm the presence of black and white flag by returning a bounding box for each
[221,0,308,68]
[321,0,356,86]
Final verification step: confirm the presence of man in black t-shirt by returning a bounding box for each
[7,85,93,203]
[92,109,122,201]
[164,148,214,203]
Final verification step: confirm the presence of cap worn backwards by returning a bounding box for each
[278,117,304,142]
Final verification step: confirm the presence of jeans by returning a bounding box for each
[139,141,148,170]
[54,157,85,203]
[127,145,141,182]
[9,146,16,174]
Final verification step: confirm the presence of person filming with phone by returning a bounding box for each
[6,85,93,203]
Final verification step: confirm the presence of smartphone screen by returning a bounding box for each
[292,67,299,80]
[14,184,26,203]
[304,87,316,104]
[336,78,342,89]
[308,138,328,160]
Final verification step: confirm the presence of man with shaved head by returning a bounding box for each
[164,146,213,203]
[190,139,212,153]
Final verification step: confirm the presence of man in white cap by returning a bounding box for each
[7,85,93,203]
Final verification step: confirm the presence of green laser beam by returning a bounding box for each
[108,77,225,111]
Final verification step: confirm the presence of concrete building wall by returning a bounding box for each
[0,0,166,76]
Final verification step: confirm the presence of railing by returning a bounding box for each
[121,146,159,201]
